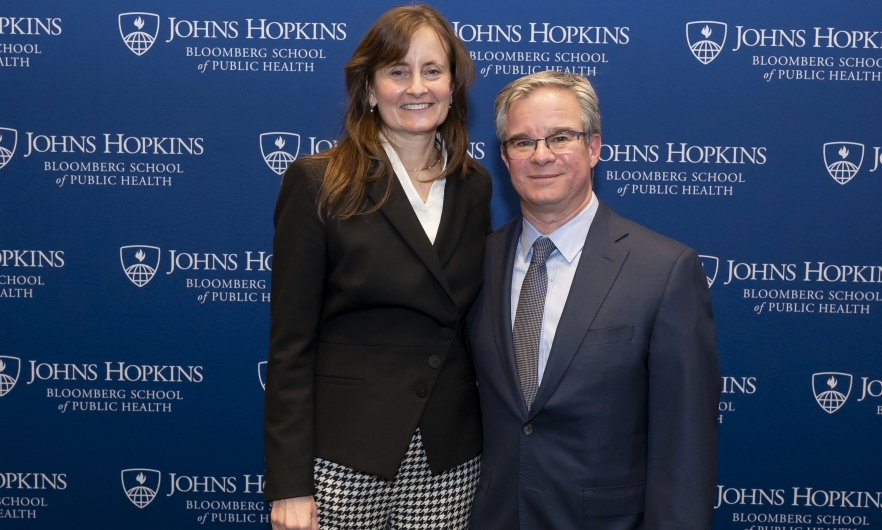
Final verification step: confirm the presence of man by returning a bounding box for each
[468,71,721,529]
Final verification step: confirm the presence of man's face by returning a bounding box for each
[501,88,600,220]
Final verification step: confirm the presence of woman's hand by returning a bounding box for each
[271,496,318,530]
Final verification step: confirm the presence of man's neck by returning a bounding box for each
[522,191,593,235]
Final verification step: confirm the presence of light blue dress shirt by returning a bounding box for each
[510,192,599,384]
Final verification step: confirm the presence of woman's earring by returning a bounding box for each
[370,105,375,113]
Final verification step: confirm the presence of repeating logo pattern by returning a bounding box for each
[0,127,18,171]
[812,372,852,414]
[260,133,300,175]
[823,142,864,185]
[119,13,160,56]
[258,361,267,390]
[121,468,161,508]
[699,255,719,287]
[0,356,21,397]
[120,245,161,287]
[686,21,727,64]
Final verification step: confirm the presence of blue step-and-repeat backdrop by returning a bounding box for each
[1,0,881,527]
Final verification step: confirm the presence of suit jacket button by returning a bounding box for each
[428,355,441,369]
[415,384,428,398]
[440,327,455,340]
[522,424,534,436]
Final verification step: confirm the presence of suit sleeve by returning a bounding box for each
[263,161,327,501]
[644,248,721,530]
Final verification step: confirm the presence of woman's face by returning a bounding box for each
[369,26,452,144]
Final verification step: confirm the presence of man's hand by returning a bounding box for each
[270,496,318,530]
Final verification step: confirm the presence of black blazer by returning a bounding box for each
[264,157,491,501]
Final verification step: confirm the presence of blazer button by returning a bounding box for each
[522,424,534,436]
[414,384,428,398]
[440,327,455,340]
[427,355,441,369]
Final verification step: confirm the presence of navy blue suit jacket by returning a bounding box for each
[468,200,720,529]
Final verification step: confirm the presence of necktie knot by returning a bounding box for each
[531,237,556,264]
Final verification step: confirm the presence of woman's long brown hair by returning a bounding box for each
[312,4,476,222]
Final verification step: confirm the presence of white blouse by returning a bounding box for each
[381,138,448,244]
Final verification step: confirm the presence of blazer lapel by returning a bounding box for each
[491,218,530,418]
[528,201,629,418]
[433,173,468,267]
[367,172,454,301]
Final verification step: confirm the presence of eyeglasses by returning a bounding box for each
[502,131,588,160]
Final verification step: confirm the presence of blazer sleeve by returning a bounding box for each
[263,160,327,501]
[644,248,721,529]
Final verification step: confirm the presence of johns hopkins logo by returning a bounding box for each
[258,361,267,390]
[0,127,18,171]
[260,133,300,175]
[823,142,864,185]
[121,468,161,508]
[119,13,160,56]
[812,372,852,414]
[686,22,727,65]
[698,255,719,287]
[120,245,161,287]
[0,356,21,397]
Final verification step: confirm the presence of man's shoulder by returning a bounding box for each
[599,201,697,269]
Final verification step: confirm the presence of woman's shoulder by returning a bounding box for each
[463,161,493,200]
[278,155,330,194]
[283,156,328,182]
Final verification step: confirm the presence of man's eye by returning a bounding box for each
[513,139,535,149]
[549,134,571,144]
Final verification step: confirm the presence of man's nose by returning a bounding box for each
[530,139,556,163]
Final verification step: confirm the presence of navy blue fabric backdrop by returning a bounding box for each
[2,1,881,527]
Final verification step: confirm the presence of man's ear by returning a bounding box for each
[500,144,511,172]
[587,133,602,167]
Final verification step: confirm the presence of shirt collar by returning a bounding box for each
[518,192,599,264]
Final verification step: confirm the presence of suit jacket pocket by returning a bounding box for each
[581,481,645,516]
[581,324,634,347]
[315,375,368,387]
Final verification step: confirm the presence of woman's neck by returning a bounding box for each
[383,129,437,170]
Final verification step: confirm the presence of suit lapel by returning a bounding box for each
[491,218,530,418]
[433,173,468,267]
[367,172,454,301]
[528,201,629,418]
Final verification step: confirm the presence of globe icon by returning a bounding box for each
[0,373,16,396]
[0,146,12,169]
[265,150,296,175]
[125,263,156,287]
[816,390,847,413]
[827,160,859,184]
[690,40,722,65]
[124,31,155,56]
[126,486,156,508]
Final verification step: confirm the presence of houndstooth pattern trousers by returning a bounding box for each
[314,429,480,530]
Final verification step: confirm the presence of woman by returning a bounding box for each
[263,5,491,530]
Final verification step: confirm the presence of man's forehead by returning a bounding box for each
[506,89,581,137]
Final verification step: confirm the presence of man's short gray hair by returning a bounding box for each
[494,71,601,142]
